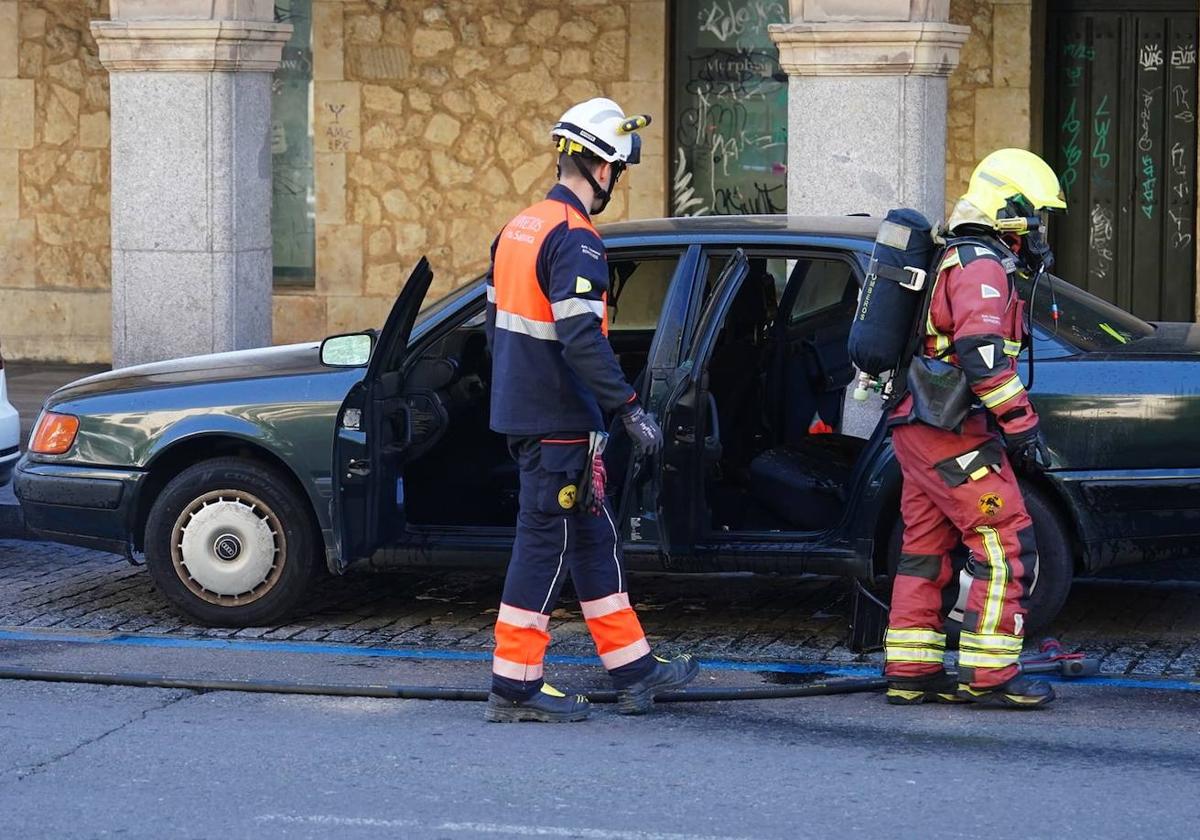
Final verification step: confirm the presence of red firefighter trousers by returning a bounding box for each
[887,414,1038,689]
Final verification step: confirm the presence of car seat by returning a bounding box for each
[706,259,777,472]
[746,434,868,531]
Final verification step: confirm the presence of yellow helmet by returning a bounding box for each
[949,148,1067,233]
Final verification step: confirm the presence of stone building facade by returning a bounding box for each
[0,0,111,362]
[946,0,1036,207]
[287,0,669,346]
[0,0,1174,364]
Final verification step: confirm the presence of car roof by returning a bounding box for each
[597,214,882,242]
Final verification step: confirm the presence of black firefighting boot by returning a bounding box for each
[886,670,968,706]
[957,674,1056,709]
[616,653,700,715]
[484,683,591,723]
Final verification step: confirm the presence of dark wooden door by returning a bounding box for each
[1046,1,1198,321]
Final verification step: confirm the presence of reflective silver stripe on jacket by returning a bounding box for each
[550,297,606,321]
[486,284,496,303]
[494,309,558,341]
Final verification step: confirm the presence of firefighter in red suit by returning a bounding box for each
[885,149,1064,708]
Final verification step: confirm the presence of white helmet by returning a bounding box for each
[551,98,650,165]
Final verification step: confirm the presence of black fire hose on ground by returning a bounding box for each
[0,666,888,702]
[0,654,1098,702]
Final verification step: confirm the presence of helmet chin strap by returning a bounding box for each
[571,154,623,215]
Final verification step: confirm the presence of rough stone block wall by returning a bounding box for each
[273,0,669,347]
[0,0,1033,361]
[0,0,111,362]
[945,0,1033,216]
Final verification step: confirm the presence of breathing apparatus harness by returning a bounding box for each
[885,215,1056,421]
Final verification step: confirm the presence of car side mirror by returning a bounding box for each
[320,332,374,368]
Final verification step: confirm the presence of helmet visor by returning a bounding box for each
[626,133,641,165]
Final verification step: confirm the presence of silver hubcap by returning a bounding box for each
[171,490,286,606]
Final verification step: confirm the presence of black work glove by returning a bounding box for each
[620,404,663,458]
[1005,425,1051,473]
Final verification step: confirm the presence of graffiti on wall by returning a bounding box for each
[671,0,788,217]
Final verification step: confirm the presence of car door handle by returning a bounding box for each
[346,459,371,477]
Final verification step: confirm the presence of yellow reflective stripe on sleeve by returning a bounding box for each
[884,645,947,664]
[1003,340,1022,357]
[925,273,952,354]
[974,525,1009,636]
[885,627,947,647]
[958,649,1020,669]
[980,374,1025,409]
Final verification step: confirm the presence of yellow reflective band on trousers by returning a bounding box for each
[981,374,1025,409]
[960,630,1023,654]
[884,645,946,664]
[974,525,1009,636]
[885,627,947,647]
[885,627,947,665]
[958,648,1020,669]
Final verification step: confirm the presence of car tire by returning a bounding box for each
[884,481,1074,637]
[144,457,318,627]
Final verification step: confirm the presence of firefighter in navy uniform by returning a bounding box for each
[885,149,1064,709]
[483,98,699,723]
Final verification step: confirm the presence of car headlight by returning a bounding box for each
[30,411,79,455]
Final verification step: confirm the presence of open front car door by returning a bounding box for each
[331,258,435,572]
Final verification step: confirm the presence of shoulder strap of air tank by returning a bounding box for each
[882,241,951,411]
[943,235,1020,278]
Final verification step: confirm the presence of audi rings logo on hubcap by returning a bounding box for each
[213,534,243,561]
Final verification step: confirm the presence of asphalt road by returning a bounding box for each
[0,646,1197,840]
[1,680,1197,839]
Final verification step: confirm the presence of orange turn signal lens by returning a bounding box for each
[30,412,79,455]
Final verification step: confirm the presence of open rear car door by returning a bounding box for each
[640,249,749,564]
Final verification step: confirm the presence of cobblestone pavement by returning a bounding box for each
[3,539,1200,678]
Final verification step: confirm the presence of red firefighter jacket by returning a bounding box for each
[891,239,1039,436]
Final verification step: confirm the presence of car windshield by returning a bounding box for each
[1017,273,1155,352]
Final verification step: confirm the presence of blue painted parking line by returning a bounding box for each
[1,627,1197,692]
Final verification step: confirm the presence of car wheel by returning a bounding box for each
[144,457,319,627]
[884,482,1074,637]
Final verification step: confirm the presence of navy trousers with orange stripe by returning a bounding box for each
[886,415,1038,689]
[492,435,655,700]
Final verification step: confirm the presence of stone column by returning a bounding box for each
[91,1,290,367]
[769,0,969,220]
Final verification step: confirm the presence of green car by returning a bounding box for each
[13,216,1192,631]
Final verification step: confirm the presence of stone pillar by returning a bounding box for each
[769,0,969,220]
[91,1,290,367]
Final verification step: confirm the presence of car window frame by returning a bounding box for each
[699,245,865,328]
